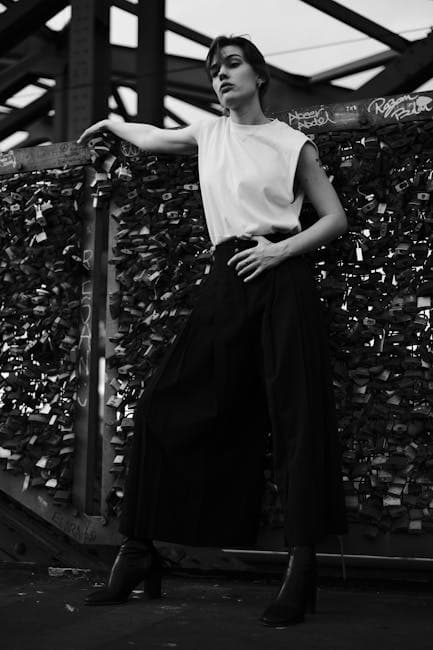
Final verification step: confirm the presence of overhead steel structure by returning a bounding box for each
[0,0,432,147]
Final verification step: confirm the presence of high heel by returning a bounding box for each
[84,539,162,606]
[260,545,317,626]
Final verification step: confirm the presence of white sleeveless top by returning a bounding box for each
[190,116,314,246]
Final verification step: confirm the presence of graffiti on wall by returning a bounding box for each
[367,94,433,121]
[77,252,93,408]
[287,106,337,131]
[285,92,433,133]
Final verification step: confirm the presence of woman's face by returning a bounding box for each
[209,45,260,110]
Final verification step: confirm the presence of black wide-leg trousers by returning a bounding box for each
[119,235,348,547]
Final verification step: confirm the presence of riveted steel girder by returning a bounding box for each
[0,0,69,58]
[300,0,410,52]
[351,30,433,98]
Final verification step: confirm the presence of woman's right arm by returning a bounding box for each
[76,119,198,155]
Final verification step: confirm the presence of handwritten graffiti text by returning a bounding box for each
[287,106,337,131]
[367,94,432,121]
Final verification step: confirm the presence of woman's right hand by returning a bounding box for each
[76,119,109,145]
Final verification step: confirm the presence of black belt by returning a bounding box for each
[215,231,296,253]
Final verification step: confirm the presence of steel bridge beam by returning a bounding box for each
[164,107,188,127]
[67,0,110,140]
[0,0,68,58]
[0,92,53,140]
[0,11,352,137]
[18,116,54,148]
[0,44,61,106]
[310,49,398,84]
[0,11,356,140]
[111,46,351,110]
[300,0,410,53]
[111,85,131,121]
[351,30,433,98]
[1,46,352,142]
[113,0,213,48]
[136,0,165,126]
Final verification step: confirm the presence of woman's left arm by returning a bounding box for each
[276,141,348,260]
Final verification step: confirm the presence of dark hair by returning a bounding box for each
[205,35,270,110]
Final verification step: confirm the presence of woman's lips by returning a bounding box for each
[220,84,234,94]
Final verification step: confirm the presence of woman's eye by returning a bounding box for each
[210,58,241,77]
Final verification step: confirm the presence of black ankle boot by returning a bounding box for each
[260,545,317,626]
[84,539,162,606]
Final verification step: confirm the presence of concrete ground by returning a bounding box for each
[1,568,433,650]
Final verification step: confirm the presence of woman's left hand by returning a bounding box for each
[227,236,283,282]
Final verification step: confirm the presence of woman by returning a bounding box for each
[77,35,348,627]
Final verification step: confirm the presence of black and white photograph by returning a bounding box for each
[1,1,433,648]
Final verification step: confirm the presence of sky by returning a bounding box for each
[1,0,432,148]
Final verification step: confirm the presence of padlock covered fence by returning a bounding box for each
[0,167,87,505]
[1,91,433,557]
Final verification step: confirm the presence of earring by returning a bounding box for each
[257,79,263,87]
